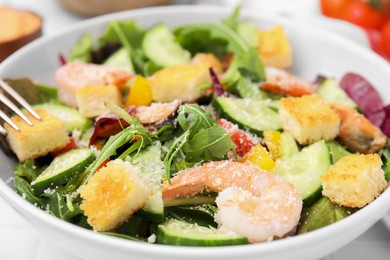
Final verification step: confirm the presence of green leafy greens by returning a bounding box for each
[163,104,234,180]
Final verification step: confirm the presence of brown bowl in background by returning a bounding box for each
[57,0,173,16]
[0,7,43,62]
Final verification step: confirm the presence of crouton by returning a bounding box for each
[4,109,69,162]
[279,95,340,145]
[257,26,292,69]
[75,85,122,118]
[79,159,151,231]
[321,154,387,208]
[191,53,224,74]
[148,64,211,102]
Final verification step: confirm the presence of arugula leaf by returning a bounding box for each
[174,7,266,96]
[380,148,390,181]
[14,160,42,182]
[49,192,83,221]
[183,124,233,162]
[4,78,40,105]
[222,5,240,30]
[166,204,218,228]
[68,33,93,62]
[237,47,265,82]
[175,22,248,56]
[14,177,48,209]
[163,131,190,181]
[81,103,154,187]
[237,22,259,47]
[98,19,156,75]
[174,28,228,59]
[35,83,60,103]
[163,104,234,180]
[177,104,215,136]
[223,47,265,82]
[98,19,145,50]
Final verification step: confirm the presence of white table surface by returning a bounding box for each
[1,0,390,259]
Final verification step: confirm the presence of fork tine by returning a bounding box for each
[0,79,41,120]
[0,109,20,131]
[0,125,7,135]
[0,92,33,126]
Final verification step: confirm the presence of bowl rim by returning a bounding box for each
[1,4,390,258]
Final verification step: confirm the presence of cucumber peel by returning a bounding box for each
[272,140,331,205]
[31,148,94,195]
[34,103,91,132]
[213,97,281,136]
[156,219,248,246]
[143,24,190,67]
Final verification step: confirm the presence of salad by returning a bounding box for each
[2,7,390,246]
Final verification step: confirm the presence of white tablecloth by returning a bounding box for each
[1,1,390,259]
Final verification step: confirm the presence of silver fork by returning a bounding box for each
[0,79,41,135]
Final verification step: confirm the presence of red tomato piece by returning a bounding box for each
[217,118,257,157]
[364,27,388,58]
[338,0,387,29]
[97,159,110,171]
[320,0,349,18]
[50,138,78,157]
[381,19,390,59]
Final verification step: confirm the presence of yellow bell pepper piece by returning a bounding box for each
[241,144,275,171]
[263,130,282,160]
[125,75,152,107]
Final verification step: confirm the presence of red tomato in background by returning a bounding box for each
[338,0,387,28]
[320,0,348,17]
[320,0,390,60]
[381,19,390,58]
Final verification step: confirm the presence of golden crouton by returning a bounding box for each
[279,95,340,145]
[79,159,151,231]
[321,154,387,208]
[258,26,293,69]
[75,85,122,118]
[148,64,211,102]
[4,109,69,162]
[191,53,224,74]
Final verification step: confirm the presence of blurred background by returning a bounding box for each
[0,0,389,61]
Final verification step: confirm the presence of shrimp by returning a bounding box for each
[55,61,131,107]
[260,67,316,97]
[330,103,387,154]
[162,161,302,242]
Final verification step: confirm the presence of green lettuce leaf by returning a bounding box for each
[68,33,93,62]
[98,19,145,50]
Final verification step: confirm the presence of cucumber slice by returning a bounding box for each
[31,148,94,195]
[317,78,357,108]
[130,144,165,222]
[156,219,248,246]
[143,24,190,67]
[34,103,91,132]
[271,140,331,205]
[213,97,281,136]
[104,47,134,73]
[327,141,351,164]
[280,131,299,159]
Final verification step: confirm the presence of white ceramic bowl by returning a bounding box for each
[1,6,390,260]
